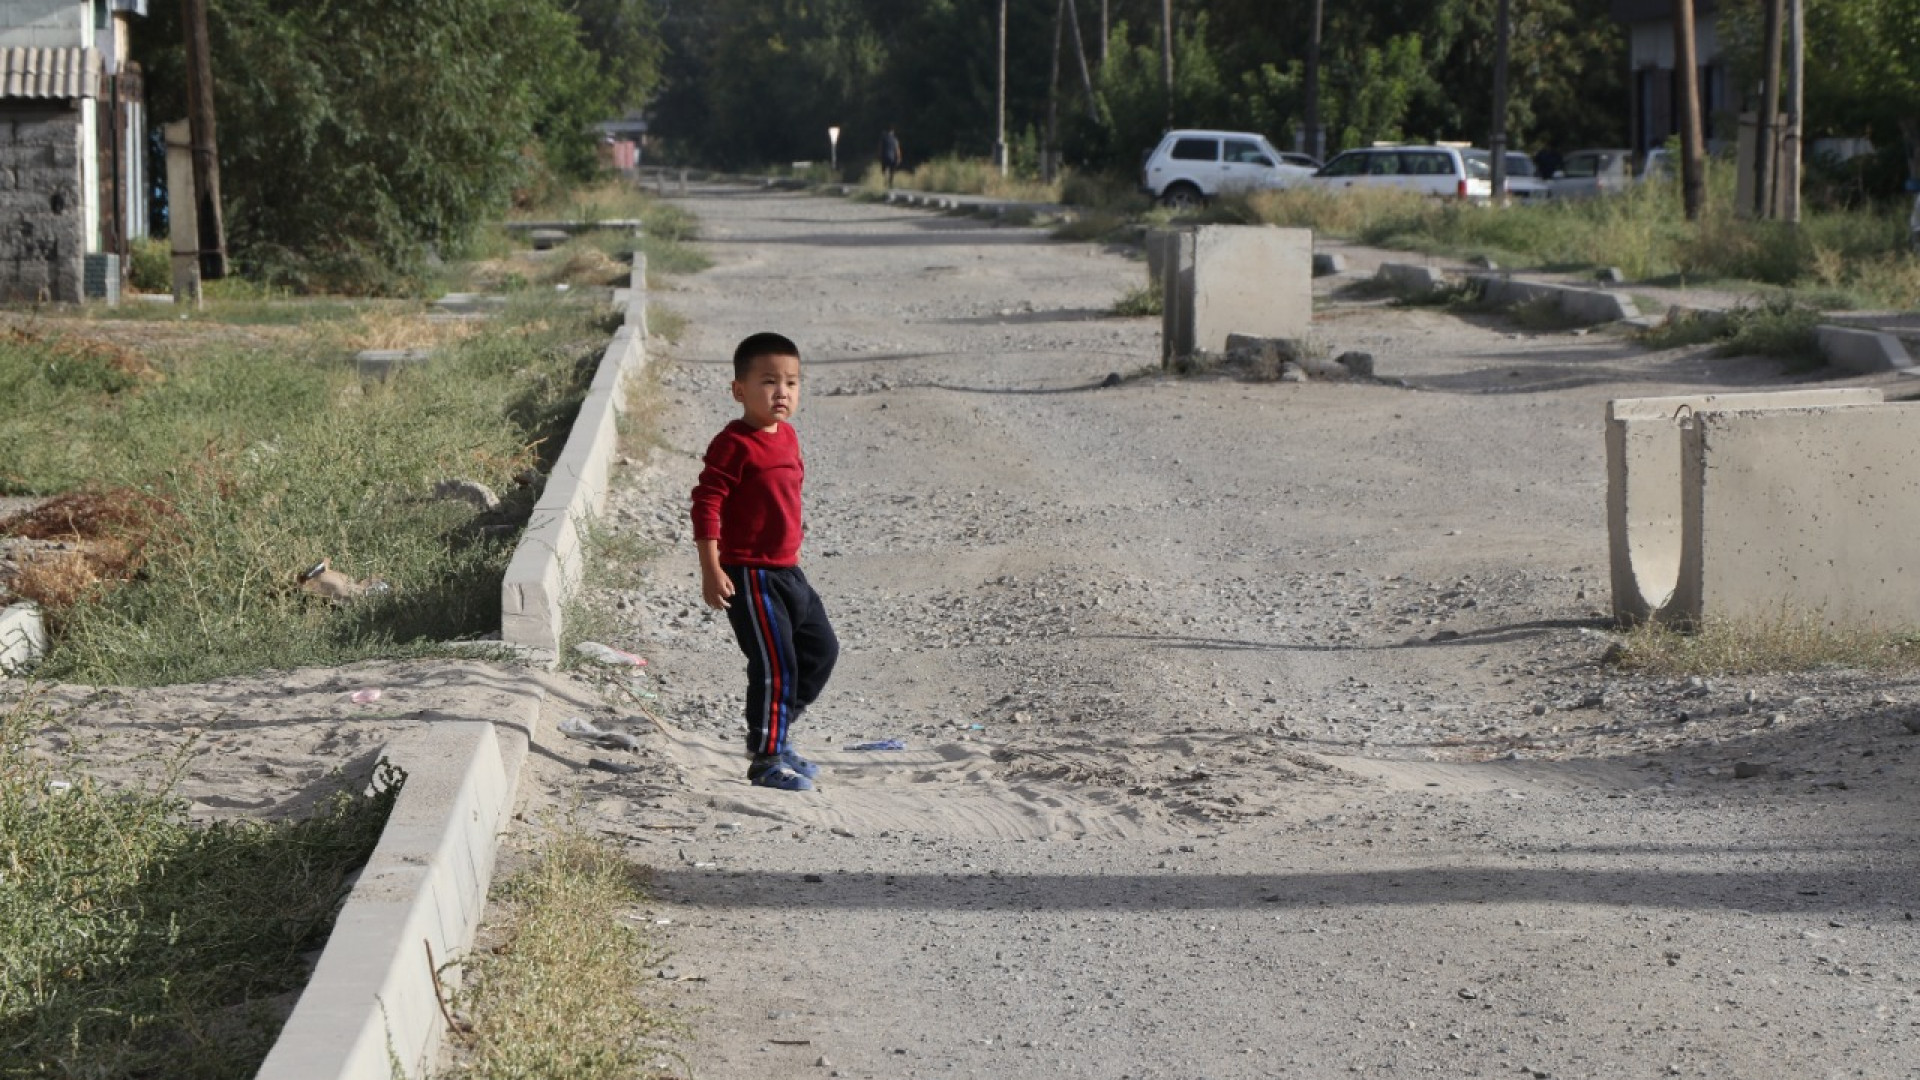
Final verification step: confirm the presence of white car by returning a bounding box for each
[1464,149,1550,200]
[1547,148,1635,198]
[1140,129,1319,208]
[1307,145,1493,201]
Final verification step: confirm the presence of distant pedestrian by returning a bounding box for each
[880,126,903,187]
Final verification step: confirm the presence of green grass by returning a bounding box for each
[2,294,610,685]
[1638,293,1826,366]
[1241,166,1920,309]
[1112,281,1162,317]
[1610,611,1920,676]
[441,823,681,1079]
[0,692,401,1079]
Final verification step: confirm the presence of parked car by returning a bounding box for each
[1547,148,1635,197]
[1140,129,1318,208]
[1464,149,1550,200]
[1306,145,1493,201]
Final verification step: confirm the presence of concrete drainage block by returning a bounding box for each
[0,602,46,675]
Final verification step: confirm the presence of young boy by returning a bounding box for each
[690,332,839,792]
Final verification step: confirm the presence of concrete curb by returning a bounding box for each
[1817,324,1914,374]
[499,256,650,663]
[1471,274,1640,324]
[256,680,545,1080]
[1375,262,1456,297]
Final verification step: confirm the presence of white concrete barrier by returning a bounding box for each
[256,682,544,1080]
[501,258,649,663]
[1606,388,1890,625]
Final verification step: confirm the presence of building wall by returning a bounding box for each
[0,103,86,302]
[0,1,93,50]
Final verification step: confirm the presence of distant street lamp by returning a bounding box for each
[829,126,841,171]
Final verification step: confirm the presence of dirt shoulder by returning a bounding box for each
[522,187,1920,1079]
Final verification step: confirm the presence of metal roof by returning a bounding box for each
[0,47,101,101]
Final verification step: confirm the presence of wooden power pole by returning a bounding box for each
[1673,0,1707,220]
[1490,0,1512,200]
[179,0,226,279]
[1160,0,1174,126]
[1756,0,1785,218]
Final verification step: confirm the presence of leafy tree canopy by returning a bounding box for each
[136,0,623,292]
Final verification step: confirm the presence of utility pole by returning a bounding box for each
[995,0,1008,176]
[1489,0,1511,201]
[1064,0,1102,126]
[1304,0,1323,160]
[1673,0,1707,220]
[1047,0,1064,182]
[1783,0,1804,223]
[1756,0,1784,218]
[1160,0,1174,127]
[179,0,226,279]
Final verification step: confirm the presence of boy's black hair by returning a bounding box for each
[733,332,801,378]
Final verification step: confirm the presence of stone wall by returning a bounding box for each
[0,104,84,303]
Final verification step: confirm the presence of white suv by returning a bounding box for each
[1140,129,1318,208]
[1307,145,1492,201]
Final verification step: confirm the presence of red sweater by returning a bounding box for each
[691,420,805,567]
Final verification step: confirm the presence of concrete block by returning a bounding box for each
[431,292,507,316]
[1376,262,1454,297]
[355,349,435,380]
[1605,388,1888,626]
[1312,251,1346,277]
[528,228,569,250]
[1684,403,1920,626]
[0,602,46,674]
[1816,325,1914,374]
[1187,225,1311,355]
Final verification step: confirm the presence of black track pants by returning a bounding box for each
[723,565,838,758]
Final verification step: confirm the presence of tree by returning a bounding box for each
[136,0,617,291]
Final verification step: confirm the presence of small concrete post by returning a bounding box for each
[163,120,202,309]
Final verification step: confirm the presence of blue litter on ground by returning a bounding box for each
[847,738,907,751]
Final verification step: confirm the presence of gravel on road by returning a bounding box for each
[534,186,1920,1080]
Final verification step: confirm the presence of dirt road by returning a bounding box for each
[539,185,1920,1079]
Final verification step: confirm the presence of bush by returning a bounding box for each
[127,236,171,293]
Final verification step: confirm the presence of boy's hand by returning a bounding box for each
[697,540,732,609]
[701,568,734,610]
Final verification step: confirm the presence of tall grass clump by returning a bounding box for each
[1244,161,1919,306]
[442,824,680,1079]
[868,155,1063,203]
[0,694,401,1079]
[1611,611,1920,676]
[5,295,609,685]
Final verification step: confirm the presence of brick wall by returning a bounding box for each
[0,105,84,302]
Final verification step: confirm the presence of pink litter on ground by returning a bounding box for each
[350,688,383,704]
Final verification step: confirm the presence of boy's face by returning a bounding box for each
[732,352,802,431]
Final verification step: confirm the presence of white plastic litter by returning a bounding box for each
[558,716,608,741]
[575,641,647,667]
